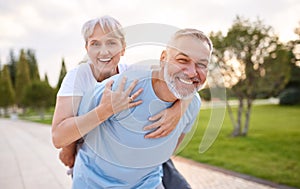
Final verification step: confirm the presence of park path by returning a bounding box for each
[0,118,289,189]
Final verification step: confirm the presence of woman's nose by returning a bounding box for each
[97,45,110,55]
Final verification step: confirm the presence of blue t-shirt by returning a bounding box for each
[72,69,201,189]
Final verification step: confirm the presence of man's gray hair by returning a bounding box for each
[170,28,213,57]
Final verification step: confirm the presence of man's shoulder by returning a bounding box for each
[122,69,151,81]
[191,93,201,109]
[185,93,201,117]
[111,69,152,91]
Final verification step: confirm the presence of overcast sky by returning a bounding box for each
[0,0,299,87]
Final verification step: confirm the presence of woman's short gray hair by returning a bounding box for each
[81,15,125,47]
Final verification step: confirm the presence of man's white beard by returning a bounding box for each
[163,63,203,100]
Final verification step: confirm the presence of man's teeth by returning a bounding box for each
[99,58,112,62]
[179,78,193,85]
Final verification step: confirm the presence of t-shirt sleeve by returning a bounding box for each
[77,74,121,116]
[57,68,83,96]
[182,94,201,134]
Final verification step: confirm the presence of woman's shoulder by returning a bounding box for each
[65,63,92,79]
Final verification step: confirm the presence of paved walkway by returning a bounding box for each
[0,118,291,189]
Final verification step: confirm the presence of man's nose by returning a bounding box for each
[185,63,197,78]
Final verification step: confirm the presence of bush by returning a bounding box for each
[279,88,300,105]
[199,88,211,101]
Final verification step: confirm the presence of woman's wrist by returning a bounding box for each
[95,104,113,123]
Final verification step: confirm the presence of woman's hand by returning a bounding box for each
[143,98,192,139]
[99,76,143,116]
[143,103,181,139]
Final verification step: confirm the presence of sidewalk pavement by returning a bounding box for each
[0,118,290,189]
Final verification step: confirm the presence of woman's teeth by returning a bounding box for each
[99,58,112,62]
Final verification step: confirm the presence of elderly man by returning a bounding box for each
[72,28,213,189]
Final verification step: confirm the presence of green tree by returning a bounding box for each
[278,21,300,105]
[0,65,15,116]
[44,73,50,86]
[7,49,17,89]
[289,21,300,85]
[26,49,40,81]
[15,49,31,107]
[210,16,291,136]
[44,73,56,107]
[23,80,54,119]
[56,58,67,94]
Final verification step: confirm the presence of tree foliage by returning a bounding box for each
[23,80,55,119]
[56,58,67,94]
[210,16,291,136]
[15,49,31,107]
[1,48,63,118]
[7,49,17,89]
[279,21,300,105]
[0,65,15,114]
[26,49,40,81]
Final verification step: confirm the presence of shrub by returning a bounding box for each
[199,88,211,101]
[279,88,300,105]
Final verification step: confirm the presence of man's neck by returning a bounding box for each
[152,70,177,102]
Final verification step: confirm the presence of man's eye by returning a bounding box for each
[108,42,116,45]
[197,63,207,69]
[177,58,188,63]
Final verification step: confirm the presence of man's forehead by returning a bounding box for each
[167,36,210,56]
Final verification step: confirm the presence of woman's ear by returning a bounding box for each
[121,46,126,56]
[85,42,88,51]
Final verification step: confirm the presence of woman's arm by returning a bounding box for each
[52,78,143,149]
[143,97,193,139]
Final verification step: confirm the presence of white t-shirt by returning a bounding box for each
[57,62,129,97]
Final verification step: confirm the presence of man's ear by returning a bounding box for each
[160,50,167,62]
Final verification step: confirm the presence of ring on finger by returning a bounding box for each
[129,96,134,102]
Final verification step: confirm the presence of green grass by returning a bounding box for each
[179,104,300,188]
[20,107,54,125]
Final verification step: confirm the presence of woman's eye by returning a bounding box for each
[91,42,100,46]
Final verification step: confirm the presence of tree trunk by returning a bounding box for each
[242,98,253,136]
[226,100,237,129]
[232,97,243,137]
